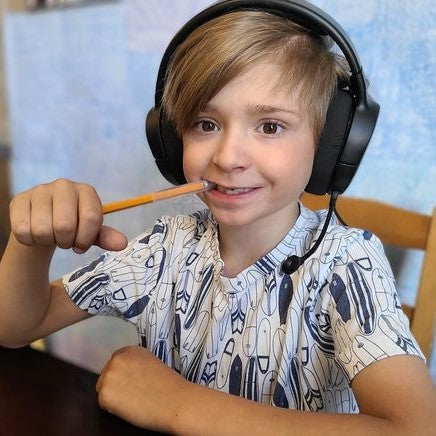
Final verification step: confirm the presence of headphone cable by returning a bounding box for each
[281,191,340,275]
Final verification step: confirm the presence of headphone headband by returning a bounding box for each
[155,0,364,107]
[146,0,380,195]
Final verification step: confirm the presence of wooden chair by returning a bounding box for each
[301,193,436,361]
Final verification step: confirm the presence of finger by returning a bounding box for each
[30,184,54,246]
[9,193,34,246]
[96,358,111,393]
[96,225,128,251]
[74,184,103,252]
[110,345,134,359]
[96,373,103,393]
[52,179,79,249]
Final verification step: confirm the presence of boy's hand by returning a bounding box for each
[9,178,127,252]
[96,346,188,432]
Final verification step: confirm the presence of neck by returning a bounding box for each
[218,203,300,277]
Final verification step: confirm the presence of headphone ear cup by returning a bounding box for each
[305,89,354,195]
[145,108,186,185]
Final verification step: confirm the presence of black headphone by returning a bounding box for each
[145,0,380,196]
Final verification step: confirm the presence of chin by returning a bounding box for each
[208,207,262,228]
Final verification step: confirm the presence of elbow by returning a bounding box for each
[0,329,33,349]
[0,341,30,349]
[0,336,32,349]
[386,410,436,436]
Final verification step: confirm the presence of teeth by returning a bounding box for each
[216,185,253,195]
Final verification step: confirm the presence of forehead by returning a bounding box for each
[207,61,304,111]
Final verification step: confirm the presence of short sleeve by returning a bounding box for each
[62,217,173,323]
[328,229,425,382]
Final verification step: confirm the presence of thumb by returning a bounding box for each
[95,225,128,251]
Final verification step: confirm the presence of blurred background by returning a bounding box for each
[0,0,434,377]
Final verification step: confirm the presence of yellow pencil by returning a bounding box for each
[102,180,215,214]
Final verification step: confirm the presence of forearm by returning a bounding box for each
[172,383,403,436]
[96,349,434,436]
[0,234,55,346]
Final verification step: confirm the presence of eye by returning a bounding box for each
[263,123,278,134]
[194,120,218,132]
[258,121,285,135]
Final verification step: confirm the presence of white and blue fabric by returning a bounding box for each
[63,204,424,413]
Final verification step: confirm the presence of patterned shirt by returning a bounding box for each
[63,204,424,413]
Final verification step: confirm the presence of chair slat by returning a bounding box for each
[411,208,436,359]
[301,194,431,249]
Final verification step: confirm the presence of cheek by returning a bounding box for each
[182,143,200,182]
[182,149,192,181]
[292,137,316,175]
[267,143,315,189]
[299,146,316,177]
[271,143,314,173]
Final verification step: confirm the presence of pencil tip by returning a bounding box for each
[202,180,216,191]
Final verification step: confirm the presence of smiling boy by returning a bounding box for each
[183,62,314,274]
[0,1,435,434]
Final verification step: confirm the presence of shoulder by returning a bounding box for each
[62,209,217,316]
[64,209,215,284]
[132,209,214,246]
[300,208,425,374]
[162,209,213,234]
[296,204,396,319]
[126,209,219,274]
[298,203,388,269]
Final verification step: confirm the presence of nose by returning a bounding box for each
[212,128,249,173]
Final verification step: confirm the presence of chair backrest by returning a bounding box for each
[301,193,436,361]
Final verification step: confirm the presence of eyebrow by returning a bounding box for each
[245,104,301,118]
[203,102,301,118]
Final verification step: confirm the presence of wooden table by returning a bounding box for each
[0,346,165,435]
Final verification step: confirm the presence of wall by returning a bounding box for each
[0,0,17,256]
[2,0,435,373]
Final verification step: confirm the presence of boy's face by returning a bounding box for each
[182,61,315,234]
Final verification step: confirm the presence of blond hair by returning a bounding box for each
[162,10,349,143]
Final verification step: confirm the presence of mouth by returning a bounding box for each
[211,183,257,196]
[216,186,253,195]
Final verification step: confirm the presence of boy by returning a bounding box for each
[0,1,435,434]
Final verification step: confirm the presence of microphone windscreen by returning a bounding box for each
[281,255,302,275]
